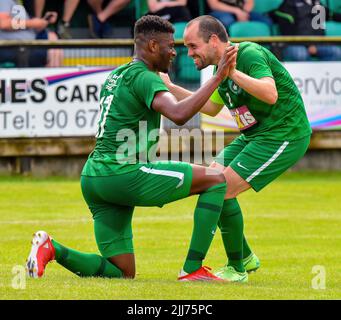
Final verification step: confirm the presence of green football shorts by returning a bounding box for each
[215,134,311,192]
[81,161,193,258]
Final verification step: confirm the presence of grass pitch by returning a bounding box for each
[0,172,340,300]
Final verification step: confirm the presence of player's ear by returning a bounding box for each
[209,34,220,48]
[148,38,159,53]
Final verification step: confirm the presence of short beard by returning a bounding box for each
[161,65,169,73]
[196,59,209,71]
[196,51,216,70]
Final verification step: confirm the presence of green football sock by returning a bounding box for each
[51,239,123,278]
[183,182,227,274]
[243,235,252,259]
[218,198,245,272]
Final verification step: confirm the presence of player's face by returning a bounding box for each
[156,33,177,73]
[184,24,216,70]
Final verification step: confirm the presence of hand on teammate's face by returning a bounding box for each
[216,44,238,80]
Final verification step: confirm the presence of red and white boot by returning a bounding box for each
[26,231,55,278]
[178,266,224,282]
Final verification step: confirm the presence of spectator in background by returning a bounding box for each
[272,0,341,61]
[147,0,192,24]
[0,0,63,67]
[87,0,131,38]
[207,0,273,30]
[26,0,80,39]
[187,0,209,19]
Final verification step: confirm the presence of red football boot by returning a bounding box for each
[178,266,224,282]
[26,231,55,278]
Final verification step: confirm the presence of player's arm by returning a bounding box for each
[160,73,224,117]
[229,70,278,105]
[229,48,278,105]
[152,76,222,125]
[152,46,237,125]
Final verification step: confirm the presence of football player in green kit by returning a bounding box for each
[25,15,239,281]
[161,15,312,283]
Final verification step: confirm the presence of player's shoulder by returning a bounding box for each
[129,61,162,82]
[113,60,147,77]
[108,61,157,87]
[237,41,264,57]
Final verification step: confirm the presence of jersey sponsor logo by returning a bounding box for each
[237,162,249,171]
[228,79,242,95]
[230,105,257,131]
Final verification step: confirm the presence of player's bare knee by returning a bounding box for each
[119,262,135,279]
[122,267,136,279]
[108,254,135,279]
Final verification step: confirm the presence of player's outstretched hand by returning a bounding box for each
[159,72,173,89]
[216,44,238,81]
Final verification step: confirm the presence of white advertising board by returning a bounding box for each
[0,67,114,138]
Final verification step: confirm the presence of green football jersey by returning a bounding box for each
[82,60,169,176]
[210,42,312,141]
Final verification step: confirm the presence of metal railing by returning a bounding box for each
[1,36,341,66]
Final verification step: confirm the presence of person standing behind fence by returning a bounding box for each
[272,0,341,61]
[147,0,192,24]
[0,0,63,67]
[24,0,80,39]
[87,0,131,38]
[207,0,272,30]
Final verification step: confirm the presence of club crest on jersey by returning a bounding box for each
[105,74,122,90]
[228,79,242,95]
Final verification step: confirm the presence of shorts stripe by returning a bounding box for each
[246,141,289,183]
[139,166,184,188]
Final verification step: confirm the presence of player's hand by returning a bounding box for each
[216,45,238,81]
[159,72,173,89]
[228,44,238,78]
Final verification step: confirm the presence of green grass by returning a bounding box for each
[0,172,340,300]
